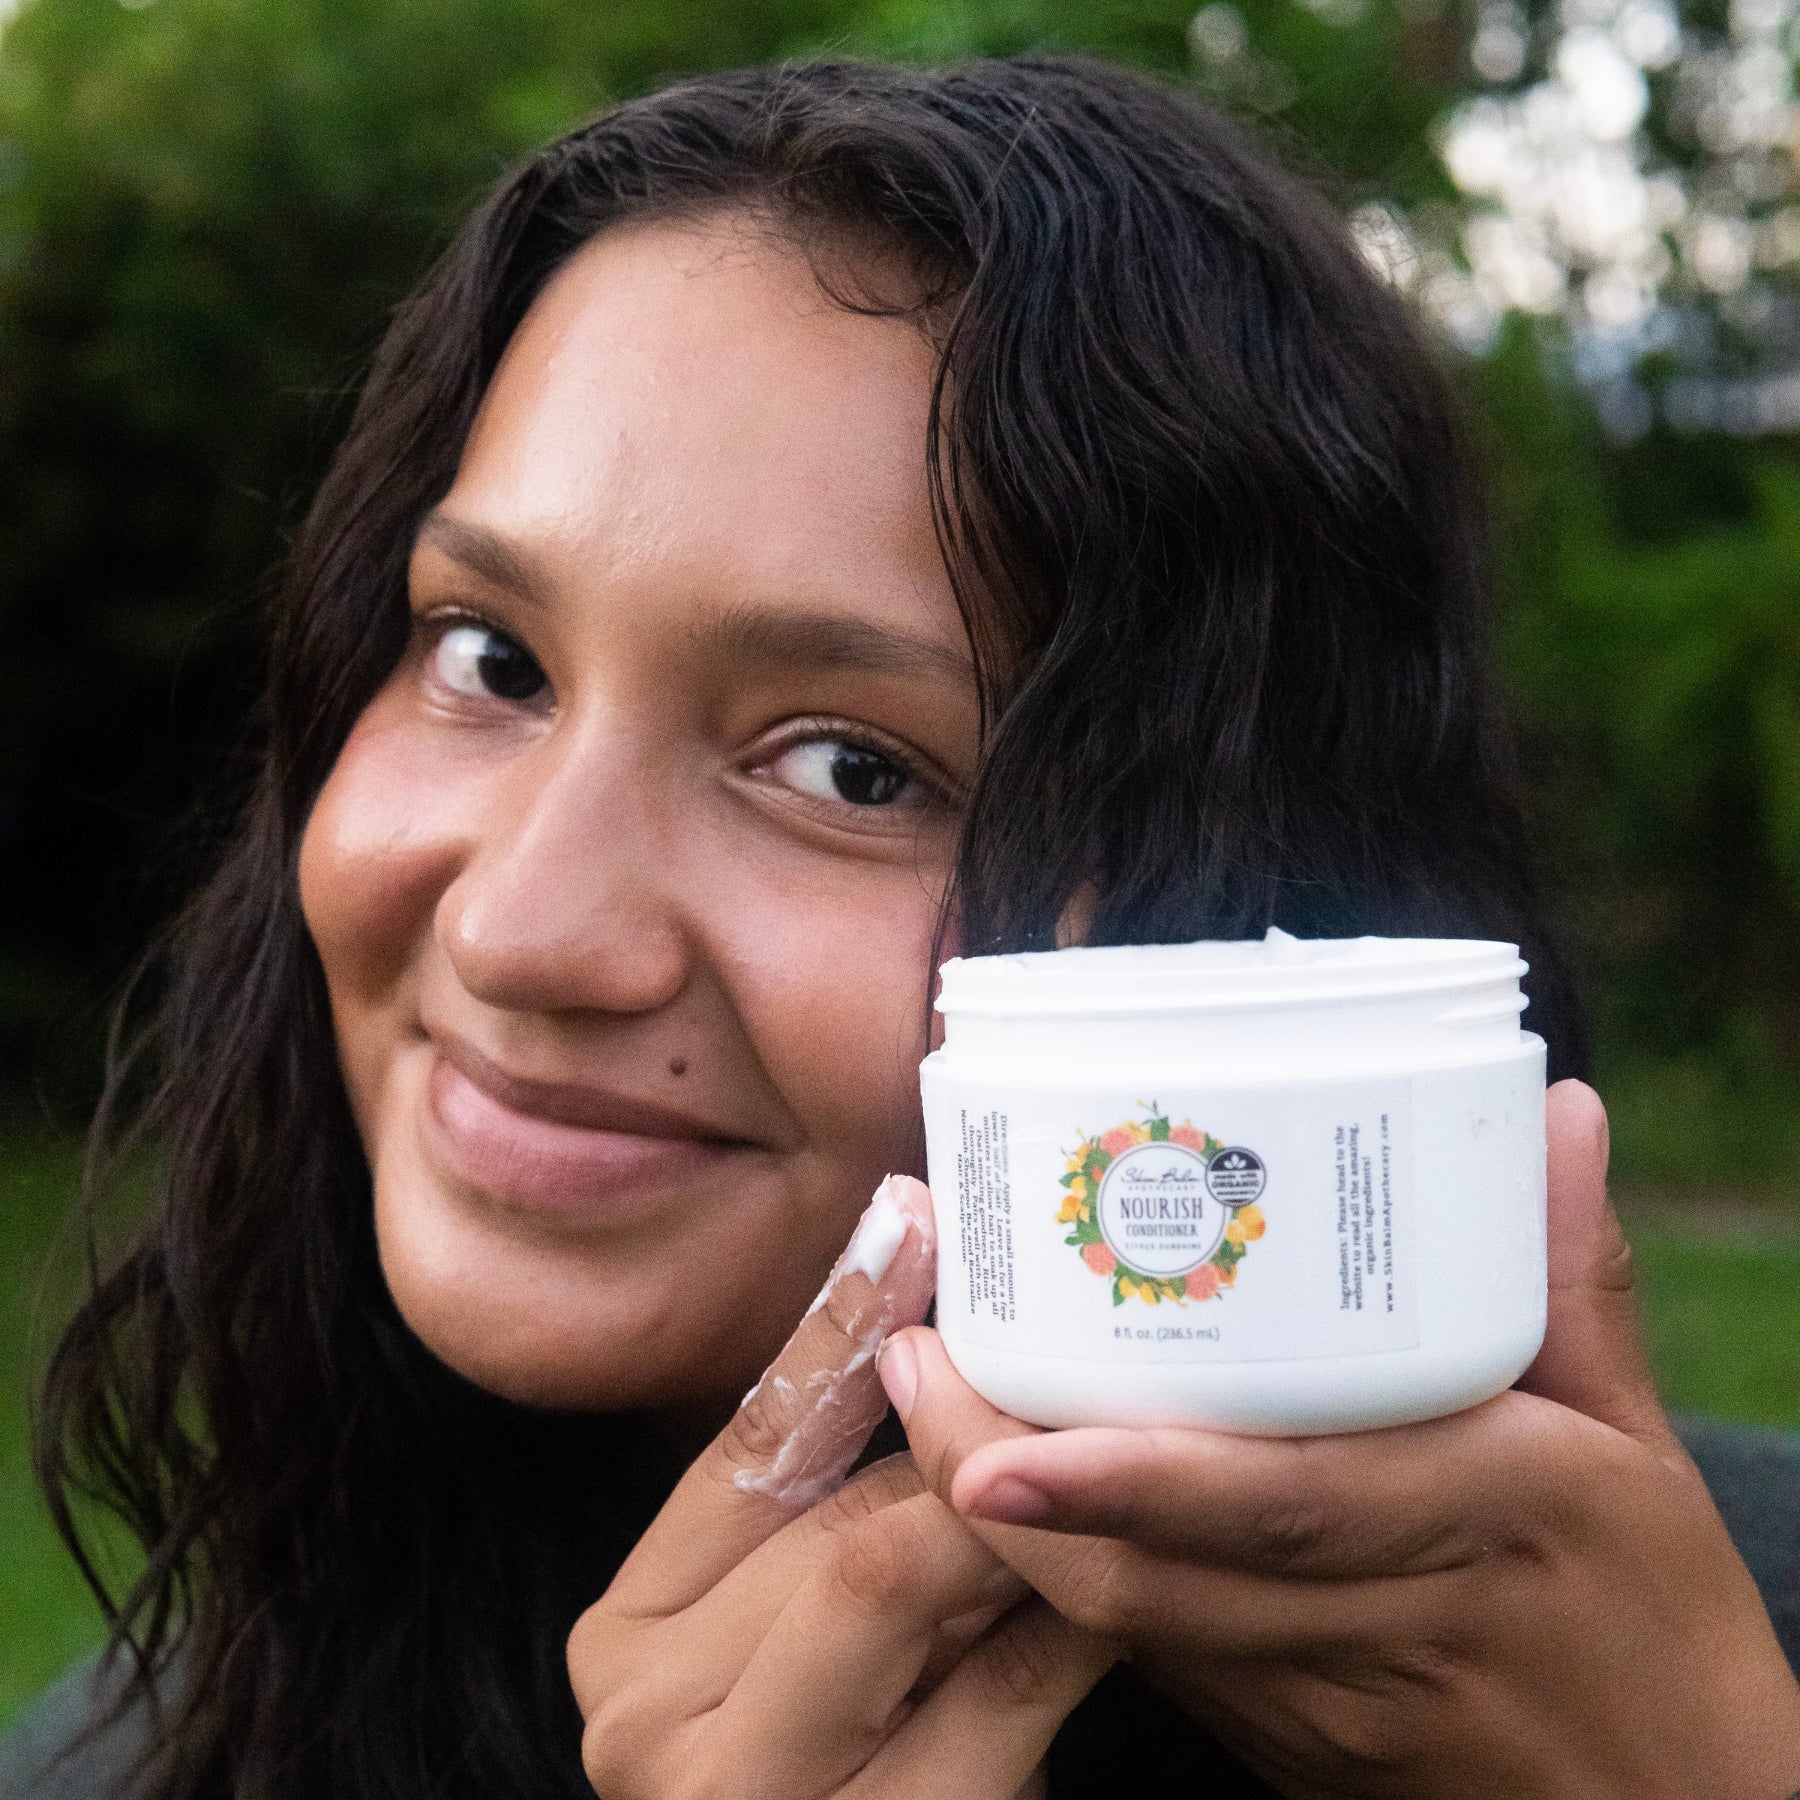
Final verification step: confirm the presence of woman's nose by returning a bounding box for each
[435,724,691,1018]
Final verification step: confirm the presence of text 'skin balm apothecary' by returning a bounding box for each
[919,930,1547,1435]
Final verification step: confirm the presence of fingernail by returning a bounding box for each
[876,1333,918,1421]
[962,1473,1051,1527]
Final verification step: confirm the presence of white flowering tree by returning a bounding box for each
[1433,0,1800,432]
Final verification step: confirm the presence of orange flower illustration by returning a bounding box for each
[1056,1105,1262,1308]
[1185,1262,1221,1301]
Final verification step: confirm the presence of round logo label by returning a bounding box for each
[1206,1146,1266,1206]
[1096,1142,1229,1278]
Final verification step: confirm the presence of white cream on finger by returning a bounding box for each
[730,1333,888,1510]
[841,1178,911,1284]
[803,1174,912,1315]
[733,1176,934,1507]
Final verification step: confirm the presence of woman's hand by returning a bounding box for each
[566,1176,1115,1800]
[882,1083,1800,1800]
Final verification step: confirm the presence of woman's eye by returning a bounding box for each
[767,739,920,808]
[429,623,547,703]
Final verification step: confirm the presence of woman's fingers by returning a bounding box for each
[635,1454,934,1694]
[947,1408,1543,1575]
[893,1324,1627,1580]
[877,1324,1041,1494]
[955,1424,1466,1574]
[847,1599,1116,1797]
[569,1454,931,1732]
[1515,1080,1667,1444]
[603,1175,935,1619]
[712,1490,1031,1786]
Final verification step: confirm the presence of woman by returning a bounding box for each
[12,54,1800,1800]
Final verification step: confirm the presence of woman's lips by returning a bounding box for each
[421,1051,749,1216]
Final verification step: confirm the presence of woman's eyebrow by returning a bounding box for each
[413,511,549,607]
[413,513,972,685]
[702,603,974,686]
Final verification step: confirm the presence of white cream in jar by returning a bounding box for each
[919,930,1547,1435]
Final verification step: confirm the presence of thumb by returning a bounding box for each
[1515,1079,1667,1442]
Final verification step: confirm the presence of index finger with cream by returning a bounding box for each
[604,1175,937,1618]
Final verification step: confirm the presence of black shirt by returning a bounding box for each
[5,1417,1796,1799]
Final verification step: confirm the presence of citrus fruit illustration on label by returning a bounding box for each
[1055,1105,1266,1306]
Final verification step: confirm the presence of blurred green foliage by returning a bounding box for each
[0,1136,107,1727]
[0,0,851,1088]
[0,0,1795,1181]
[1479,333,1800,1183]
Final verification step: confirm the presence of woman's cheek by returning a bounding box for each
[720,869,943,1175]
[297,702,477,1088]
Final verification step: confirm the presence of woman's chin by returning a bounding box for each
[390,1277,754,1412]
[371,1186,775,1413]
[409,1327,669,1413]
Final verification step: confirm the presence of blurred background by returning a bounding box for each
[1,0,1796,1723]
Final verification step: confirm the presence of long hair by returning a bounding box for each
[37,56,1584,1800]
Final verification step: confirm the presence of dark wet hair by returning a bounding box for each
[37,54,1583,1800]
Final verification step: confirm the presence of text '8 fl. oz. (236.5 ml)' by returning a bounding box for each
[919,930,1547,1435]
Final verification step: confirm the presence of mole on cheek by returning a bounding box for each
[669,1057,688,1077]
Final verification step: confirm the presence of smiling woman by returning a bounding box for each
[14,53,1799,1800]
[301,218,974,1411]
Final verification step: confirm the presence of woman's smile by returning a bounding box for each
[420,1035,769,1219]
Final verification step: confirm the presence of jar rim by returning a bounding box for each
[935,929,1528,1017]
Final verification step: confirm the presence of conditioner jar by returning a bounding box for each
[919,931,1547,1435]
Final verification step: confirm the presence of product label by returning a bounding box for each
[929,1081,1416,1363]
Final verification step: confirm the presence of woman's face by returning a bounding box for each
[299,217,976,1416]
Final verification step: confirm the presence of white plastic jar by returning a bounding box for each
[919,930,1546,1435]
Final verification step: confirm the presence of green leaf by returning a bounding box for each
[1087,1148,1112,1174]
[1214,1238,1245,1269]
[1149,1115,1171,1141]
[1112,1272,1127,1307]
[1073,1217,1102,1245]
